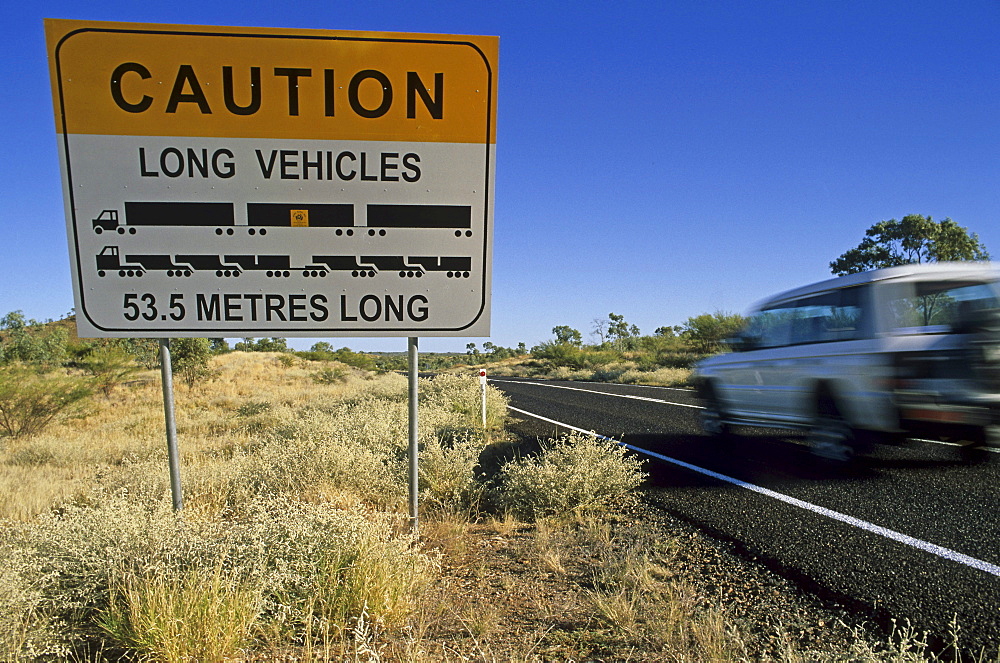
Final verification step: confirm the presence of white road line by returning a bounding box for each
[490,378,703,409]
[508,405,1000,578]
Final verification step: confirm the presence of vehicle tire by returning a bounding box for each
[700,386,731,439]
[808,399,855,462]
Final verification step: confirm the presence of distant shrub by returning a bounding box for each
[313,365,348,384]
[236,401,271,418]
[80,345,140,397]
[530,342,602,369]
[500,433,646,520]
[297,345,378,371]
[0,366,91,440]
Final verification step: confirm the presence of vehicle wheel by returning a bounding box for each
[700,387,731,438]
[808,400,855,462]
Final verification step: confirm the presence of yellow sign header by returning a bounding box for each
[46,19,497,143]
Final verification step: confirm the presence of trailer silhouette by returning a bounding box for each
[95,246,194,277]
[92,202,237,235]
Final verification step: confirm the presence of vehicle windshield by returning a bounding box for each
[886,279,1000,333]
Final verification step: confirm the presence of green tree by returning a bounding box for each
[109,338,160,369]
[830,214,990,276]
[0,311,68,365]
[170,338,214,387]
[679,311,746,353]
[234,337,288,352]
[606,313,640,351]
[0,365,92,439]
[208,338,230,354]
[310,341,335,354]
[551,325,583,347]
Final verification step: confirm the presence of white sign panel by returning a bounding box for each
[46,20,497,337]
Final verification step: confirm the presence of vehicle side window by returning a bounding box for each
[886,281,1000,332]
[747,287,864,349]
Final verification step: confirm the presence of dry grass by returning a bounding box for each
[0,351,992,662]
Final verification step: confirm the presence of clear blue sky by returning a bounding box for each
[4,1,999,352]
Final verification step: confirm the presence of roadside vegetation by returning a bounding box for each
[453,310,746,387]
[1,313,993,660]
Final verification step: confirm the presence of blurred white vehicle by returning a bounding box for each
[693,263,1000,460]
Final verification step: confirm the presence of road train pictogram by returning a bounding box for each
[91,202,475,238]
[95,246,473,280]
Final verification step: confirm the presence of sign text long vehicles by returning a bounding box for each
[46,20,497,337]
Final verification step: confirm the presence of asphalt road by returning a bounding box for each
[491,376,1000,653]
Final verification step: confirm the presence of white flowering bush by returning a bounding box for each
[419,431,487,514]
[500,433,647,520]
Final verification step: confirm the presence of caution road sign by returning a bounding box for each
[46,19,497,337]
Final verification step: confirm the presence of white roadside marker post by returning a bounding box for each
[408,337,419,534]
[480,369,488,428]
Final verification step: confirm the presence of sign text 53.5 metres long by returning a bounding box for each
[46,19,497,337]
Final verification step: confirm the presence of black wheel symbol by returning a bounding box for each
[216,228,223,235]
[98,270,106,277]
[95,227,103,234]
[129,228,137,235]
[117,227,125,234]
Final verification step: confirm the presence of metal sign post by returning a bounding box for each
[158,339,183,511]
[407,337,419,533]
